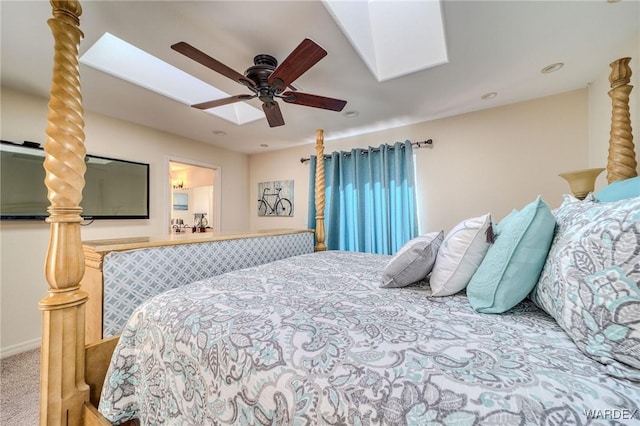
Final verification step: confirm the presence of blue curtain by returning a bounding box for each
[308,141,418,255]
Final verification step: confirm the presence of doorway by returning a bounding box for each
[168,159,221,234]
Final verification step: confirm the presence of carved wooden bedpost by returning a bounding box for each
[607,57,637,183]
[315,129,326,251]
[39,1,90,425]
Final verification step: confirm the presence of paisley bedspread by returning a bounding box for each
[99,251,640,425]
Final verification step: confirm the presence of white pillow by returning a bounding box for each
[429,213,492,296]
[380,231,444,288]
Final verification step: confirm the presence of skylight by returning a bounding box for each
[79,33,264,125]
[323,0,448,82]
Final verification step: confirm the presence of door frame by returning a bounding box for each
[165,156,222,234]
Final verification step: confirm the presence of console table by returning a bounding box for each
[81,229,314,343]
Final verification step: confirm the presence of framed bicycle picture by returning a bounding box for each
[257,180,294,216]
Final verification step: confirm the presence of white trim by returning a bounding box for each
[1,338,40,359]
[166,156,222,234]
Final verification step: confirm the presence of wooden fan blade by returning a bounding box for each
[171,42,254,88]
[268,39,327,91]
[192,94,255,110]
[282,92,347,112]
[262,101,285,127]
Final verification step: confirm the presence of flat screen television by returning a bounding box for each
[1,140,150,220]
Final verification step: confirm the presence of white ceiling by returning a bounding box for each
[1,1,639,154]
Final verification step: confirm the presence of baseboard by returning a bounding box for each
[1,338,41,359]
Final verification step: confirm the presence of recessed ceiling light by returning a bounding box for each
[212,130,226,136]
[541,63,564,74]
[344,110,359,118]
[481,92,497,100]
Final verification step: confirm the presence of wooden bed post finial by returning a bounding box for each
[315,129,326,251]
[39,1,90,425]
[607,57,637,183]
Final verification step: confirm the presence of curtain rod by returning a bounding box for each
[299,139,433,163]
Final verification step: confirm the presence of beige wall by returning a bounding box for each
[250,89,589,234]
[249,39,640,235]
[0,87,251,356]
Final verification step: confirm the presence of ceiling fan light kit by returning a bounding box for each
[171,38,347,127]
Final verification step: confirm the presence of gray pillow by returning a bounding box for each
[381,231,444,288]
[531,195,640,380]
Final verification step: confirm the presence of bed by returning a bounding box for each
[98,249,640,425]
[38,1,639,425]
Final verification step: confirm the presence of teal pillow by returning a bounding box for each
[495,209,518,235]
[467,196,555,313]
[595,176,640,202]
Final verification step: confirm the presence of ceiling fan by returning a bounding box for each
[171,39,347,128]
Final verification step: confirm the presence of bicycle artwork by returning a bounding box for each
[257,180,294,216]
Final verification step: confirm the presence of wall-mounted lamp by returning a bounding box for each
[558,167,605,199]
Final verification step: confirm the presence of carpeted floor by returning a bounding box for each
[1,348,40,425]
